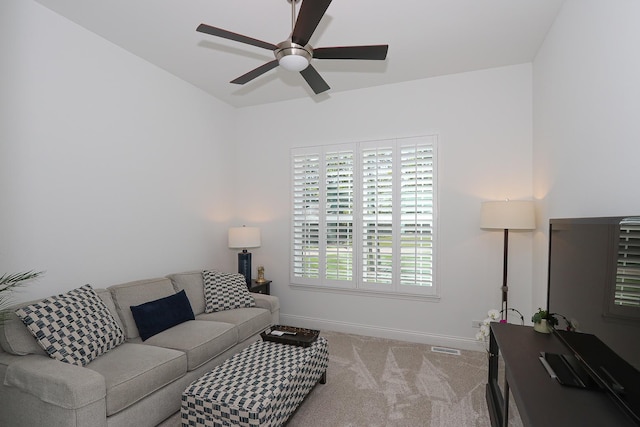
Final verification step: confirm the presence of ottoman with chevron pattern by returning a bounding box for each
[181,336,328,427]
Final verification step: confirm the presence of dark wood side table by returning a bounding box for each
[486,322,636,427]
[248,279,271,295]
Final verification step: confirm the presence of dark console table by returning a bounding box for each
[248,279,271,295]
[486,322,636,427]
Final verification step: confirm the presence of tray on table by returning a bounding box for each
[261,325,320,347]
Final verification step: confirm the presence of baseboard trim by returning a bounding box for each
[279,313,486,352]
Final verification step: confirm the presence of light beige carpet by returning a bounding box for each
[159,330,522,426]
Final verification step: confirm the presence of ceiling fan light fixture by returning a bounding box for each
[275,41,312,72]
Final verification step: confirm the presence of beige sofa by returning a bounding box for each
[0,271,279,427]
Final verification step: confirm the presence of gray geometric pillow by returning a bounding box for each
[202,271,255,313]
[15,284,125,366]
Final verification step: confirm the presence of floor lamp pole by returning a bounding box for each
[501,228,509,321]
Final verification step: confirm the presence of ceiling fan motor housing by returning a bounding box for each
[275,40,313,72]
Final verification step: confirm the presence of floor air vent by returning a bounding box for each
[431,346,461,356]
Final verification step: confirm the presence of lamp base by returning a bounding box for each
[238,251,252,287]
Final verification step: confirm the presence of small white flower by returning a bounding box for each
[476,308,501,341]
[487,309,501,320]
[479,323,490,335]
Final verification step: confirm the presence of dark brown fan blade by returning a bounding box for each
[230,60,279,85]
[300,64,330,94]
[291,0,332,47]
[197,24,277,51]
[313,45,389,60]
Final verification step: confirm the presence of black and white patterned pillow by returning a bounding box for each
[202,271,255,313]
[15,284,125,366]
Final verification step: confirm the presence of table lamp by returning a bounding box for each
[228,226,261,286]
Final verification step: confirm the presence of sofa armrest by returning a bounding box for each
[4,355,106,409]
[253,294,280,325]
[252,294,279,313]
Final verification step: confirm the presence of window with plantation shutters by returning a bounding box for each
[291,135,438,296]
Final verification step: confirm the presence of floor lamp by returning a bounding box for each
[228,226,261,287]
[480,200,535,321]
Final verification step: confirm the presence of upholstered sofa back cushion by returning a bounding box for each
[0,288,120,356]
[166,271,207,315]
[0,304,47,356]
[108,278,176,339]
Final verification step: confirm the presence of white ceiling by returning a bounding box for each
[35,0,565,108]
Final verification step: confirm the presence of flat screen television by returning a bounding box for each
[547,216,640,424]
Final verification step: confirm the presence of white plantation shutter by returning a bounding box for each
[292,151,321,280]
[325,150,354,282]
[291,135,437,296]
[399,142,434,287]
[361,145,394,285]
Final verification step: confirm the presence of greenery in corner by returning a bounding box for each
[531,308,559,328]
[0,271,43,325]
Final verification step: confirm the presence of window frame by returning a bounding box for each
[290,135,439,298]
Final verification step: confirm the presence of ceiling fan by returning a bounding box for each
[196,0,389,95]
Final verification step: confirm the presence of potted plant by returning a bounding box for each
[0,271,42,325]
[531,308,558,333]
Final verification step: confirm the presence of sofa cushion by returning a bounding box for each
[86,342,187,416]
[130,290,195,341]
[202,271,255,313]
[166,270,208,315]
[196,307,271,342]
[109,278,175,339]
[15,285,125,366]
[0,307,47,356]
[142,320,238,371]
[95,288,125,330]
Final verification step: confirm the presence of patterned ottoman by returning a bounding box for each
[181,337,328,427]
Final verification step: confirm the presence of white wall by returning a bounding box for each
[235,64,534,349]
[2,0,537,350]
[0,0,237,300]
[532,0,640,306]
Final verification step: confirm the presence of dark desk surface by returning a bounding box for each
[491,323,636,426]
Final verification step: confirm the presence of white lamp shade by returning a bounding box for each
[480,200,536,230]
[228,227,261,249]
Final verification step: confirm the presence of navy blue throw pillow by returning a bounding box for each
[130,290,195,341]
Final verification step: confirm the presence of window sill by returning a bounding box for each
[289,282,441,302]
